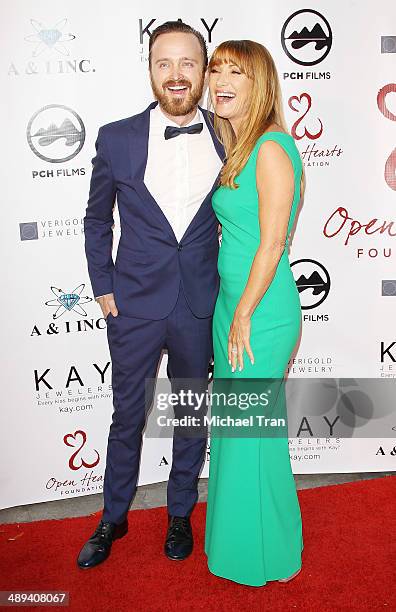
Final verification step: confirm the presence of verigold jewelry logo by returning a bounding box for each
[19,217,84,241]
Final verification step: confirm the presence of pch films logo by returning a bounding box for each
[30,283,106,338]
[26,104,86,180]
[138,18,222,62]
[291,258,331,320]
[281,9,332,80]
[287,258,334,375]
[8,18,95,76]
[20,103,86,233]
[46,430,103,499]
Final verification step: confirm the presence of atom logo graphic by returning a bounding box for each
[24,18,76,57]
[45,284,93,319]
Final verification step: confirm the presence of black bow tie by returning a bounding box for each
[164,123,203,140]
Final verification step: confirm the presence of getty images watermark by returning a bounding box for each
[156,387,281,420]
[143,377,396,439]
[143,377,288,438]
[156,387,286,437]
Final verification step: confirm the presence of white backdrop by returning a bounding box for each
[1,0,396,510]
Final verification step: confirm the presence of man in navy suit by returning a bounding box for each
[77,21,224,569]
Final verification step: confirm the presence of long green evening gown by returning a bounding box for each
[205,132,304,586]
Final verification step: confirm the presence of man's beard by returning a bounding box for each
[150,74,205,117]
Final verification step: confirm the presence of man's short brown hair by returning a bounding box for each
[148,21,208,70]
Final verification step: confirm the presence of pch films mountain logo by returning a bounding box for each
[27,104,85,163]
[281,9,332,83]
[287,258,333,374]
[291,258,331,323]
[281,9,332,66]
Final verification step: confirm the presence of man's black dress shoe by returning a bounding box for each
[77,519,128,569]
[164,515,193,560]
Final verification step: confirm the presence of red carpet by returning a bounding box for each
[1,476,395,612]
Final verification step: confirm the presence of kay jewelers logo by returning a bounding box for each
[138,18,220,44]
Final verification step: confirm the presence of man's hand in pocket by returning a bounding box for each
[95,293,118,319]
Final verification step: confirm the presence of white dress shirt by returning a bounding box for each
[96,104,222,300]
[144,103,223,242]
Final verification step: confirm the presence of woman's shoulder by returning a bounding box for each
[254,125,295,147]
[252,126,301,167]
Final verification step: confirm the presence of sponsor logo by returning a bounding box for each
[8,18,95,76]
[281,9,332,66]
[27,104,85,163]
[291,258,330,311]
[30,283,105,338]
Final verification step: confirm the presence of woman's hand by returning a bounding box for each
[228,310,255,372]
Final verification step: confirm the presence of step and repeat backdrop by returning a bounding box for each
[1,0,396,510]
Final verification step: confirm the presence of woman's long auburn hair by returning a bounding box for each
[208,39,305,196]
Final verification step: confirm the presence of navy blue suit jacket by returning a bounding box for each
[83,101,225,320]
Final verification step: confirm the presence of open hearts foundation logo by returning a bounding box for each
[63,430,100,470]
[289,93,323,140]
[377,84,396,191]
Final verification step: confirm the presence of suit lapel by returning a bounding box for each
[128,101,225,244]
[200,106,225,161]
[128,101,178,242]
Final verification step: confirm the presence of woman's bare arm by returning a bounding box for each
[228,140,295,371]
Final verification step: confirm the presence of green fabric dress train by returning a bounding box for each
[204,132,304,586]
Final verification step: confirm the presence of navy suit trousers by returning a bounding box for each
[102,282,213,525]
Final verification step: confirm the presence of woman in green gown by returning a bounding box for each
[204,40,305,586]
